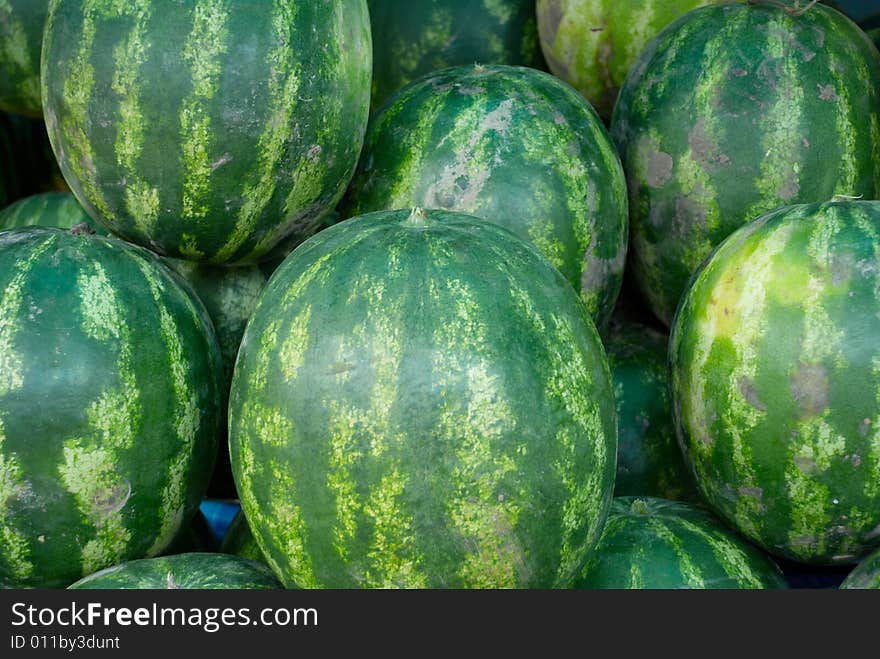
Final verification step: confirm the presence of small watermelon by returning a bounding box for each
[42,0,372,264]
[536,0,717,120]
[343,64,628,327]
[0,191,102,232]
[606,319,696,500]
[671,200,880,565]
[230,208,617,589]
[368,0,546,110]
[611,2,880,325]
[68,552,281,589]
[0,227,224,588]
[575,497,788,589]
[0,1,47,117]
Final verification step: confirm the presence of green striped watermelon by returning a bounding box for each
[0,227,224,588]
[670,200,880,565]
[611,1,880,325]
[368,0,546,110]
[0,191,102,232]
[343,64,628,327]
[68,552,281,589]
[0,1,46,117]
[230,208,617,589]
[537,0,716,120]
[41,0,372,265]
[606,320,696,500]
[220,510,266,564]
[839,546,880,589]
[575,497,788,588]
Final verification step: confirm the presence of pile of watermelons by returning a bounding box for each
[1,0,879,590]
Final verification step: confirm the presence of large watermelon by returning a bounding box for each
[536,0,717,120]
[611,2,880,325]
[670,200,880,565]
[68,553,281,589]
[839,546,880,589]
[0,1,46,117]
[575,497,788,588]
[230,208,617,589]
[0,227,224,588]
[343,64,628,327]
[41,0,372,264]
[606,320,696,500]
[368,0,546,110]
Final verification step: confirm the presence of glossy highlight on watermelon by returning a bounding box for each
[0,227,224,588]
[671,200,880,565]
[367,0,545,110]
[230,208,617,589]
[537,0,716,119]
[344,64,628,327]
[611,1,880,325]
[68,552,281,589]
[41,0,372,264]
[575,497,788,588]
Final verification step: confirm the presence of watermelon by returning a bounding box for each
[0,191,102,232]
[368,0,546,110]
[220,510,266,564]
[0,1,47,117]
[575,497,788,588]
[0,227,224,588]
[839,546,880,589]
[68,552,281,589]
[536,0,716,120]
[611,2,880,325]
[670,200,880,565]
[229,208,617,589]
[606,320,696,500]
[343,64,628,327]
[41,0,372,264]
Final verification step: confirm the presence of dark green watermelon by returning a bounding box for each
[68,552,281,589]
[0,191,101,231]
[671,200,880,565]
[230,208,617,589]
[343,64,628,327]
[839,546,880,589]
[536,0,716,120]
[0,1,47,117]
[41,0,372,264]
[575,497,788,588]
[220,510,265,564]
[368,0,546,110]
[606,320,696,500]
[611,2,880,325]
[0,227,224,588]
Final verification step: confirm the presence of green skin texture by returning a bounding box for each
[68,552,281,589]
[576,497,788,588]
[41,0,372,265]
[606,320,697,500]
[343,64,629,328]
[611,2,880,326]
[0,0,47,117]
[840,545,880,589]
[368,0,546,111]
[220,510,266,564]
[670,201,880,565]
[0,227,224,588]
[537,0,716,120]
[0,191,104,233]
[230,208,617,589]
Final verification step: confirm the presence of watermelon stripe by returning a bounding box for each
[179,0,230,228]
[0,234,58,583]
